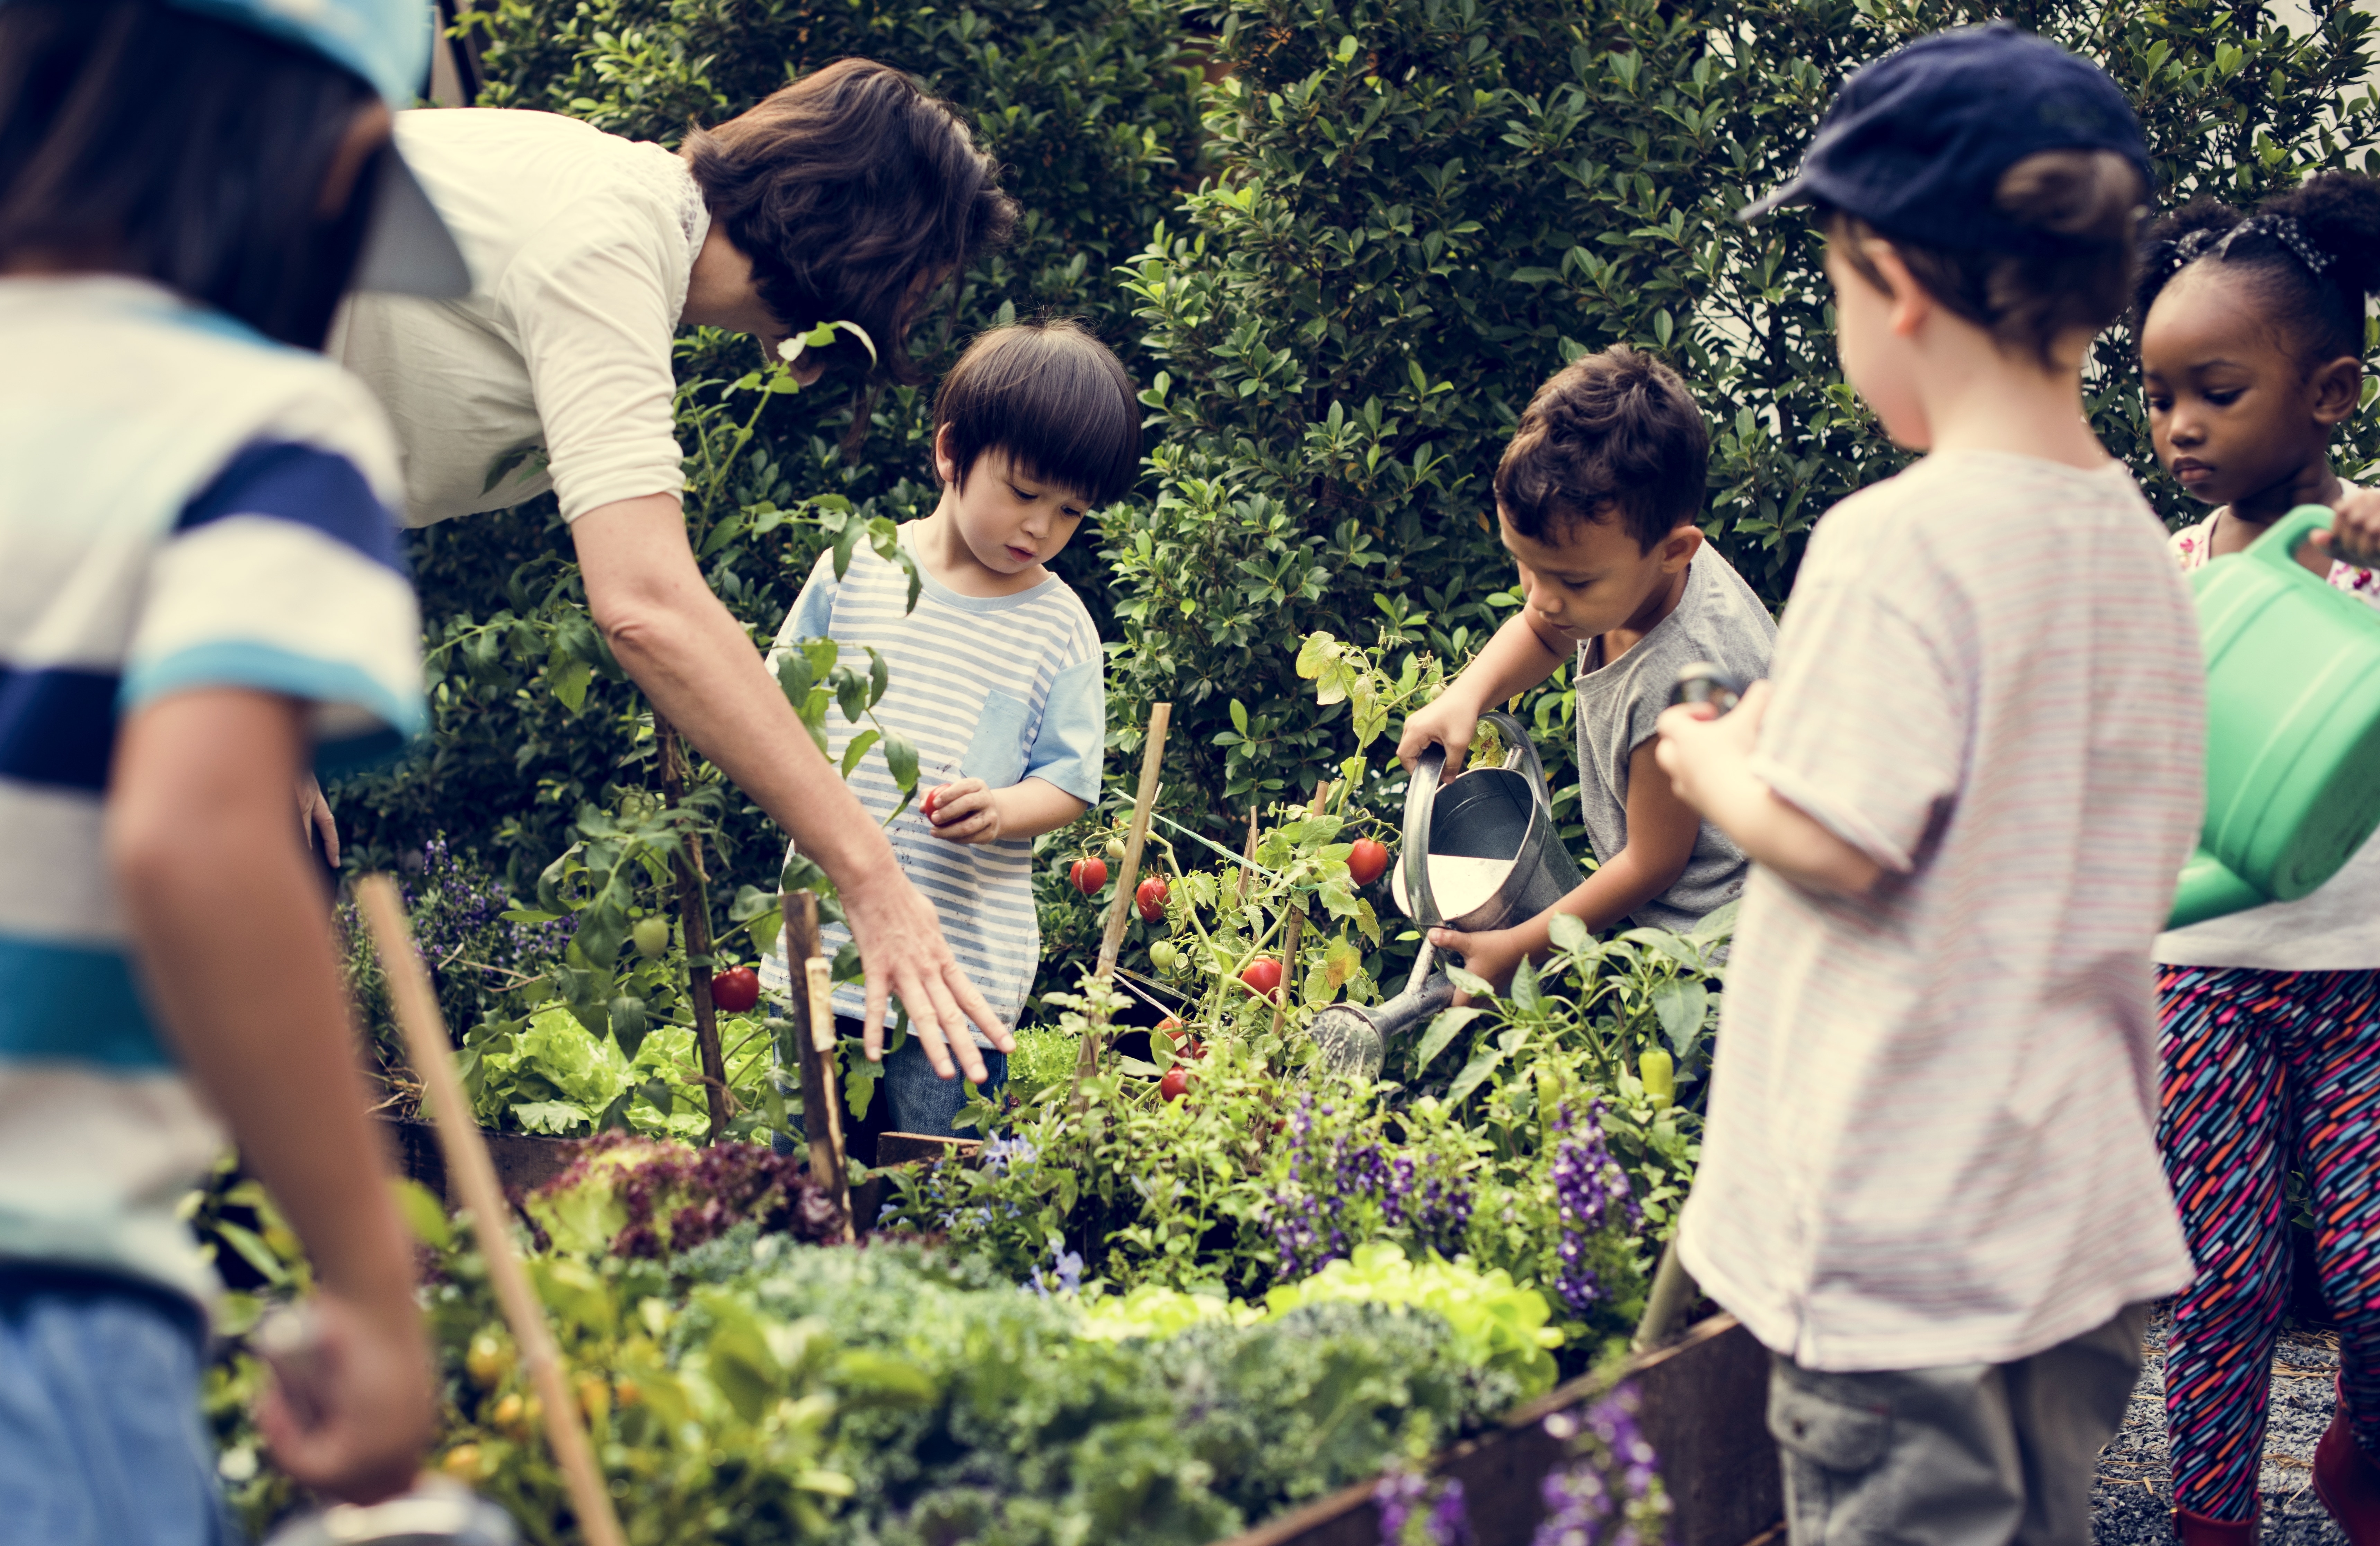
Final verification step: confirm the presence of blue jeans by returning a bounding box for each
[881,1034,1007,1139]
[770,1019,1007,1153]
[0,1270,232,1544]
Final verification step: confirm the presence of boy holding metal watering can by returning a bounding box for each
[1653,27,2204,1544]
[1395,346,1775,990]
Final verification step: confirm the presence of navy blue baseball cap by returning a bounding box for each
[1740,21,2152,256]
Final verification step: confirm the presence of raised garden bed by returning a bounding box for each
[1222,1311,1778,1546]
[379,1121,1779,1545]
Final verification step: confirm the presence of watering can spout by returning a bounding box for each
[2167,849,2270,931]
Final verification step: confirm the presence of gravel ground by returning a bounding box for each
[2094,1305,2345,1544]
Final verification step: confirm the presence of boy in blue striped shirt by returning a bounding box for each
[762,320,1137,1138]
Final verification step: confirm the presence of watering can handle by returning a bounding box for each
[1477,709,1556,816]
[1402,744,1445,931]
[2255,504,2337,571]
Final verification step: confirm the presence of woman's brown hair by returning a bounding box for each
[685,59,1018,383]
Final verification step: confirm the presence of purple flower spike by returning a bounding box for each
[1547,1100,1638,1314]
[1375,1466,1427,1546]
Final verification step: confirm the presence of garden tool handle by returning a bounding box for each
[1401,744,1446,932]
[1630,1235,1700,1353]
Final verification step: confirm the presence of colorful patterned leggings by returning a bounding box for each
[2158,964,2380,1521]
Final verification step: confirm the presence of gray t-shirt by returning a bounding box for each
[1572,548,1777,932]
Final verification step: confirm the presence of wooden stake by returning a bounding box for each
[656,714,729,1143]
[1074,703,1172,1093]
[1270,781,1331,1037]
[782,891,853,1241]
[1236,805,1258,904]
[357,876,626,1546]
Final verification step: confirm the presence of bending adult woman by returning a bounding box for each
[334,61,1018,1073]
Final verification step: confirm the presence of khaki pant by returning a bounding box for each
[1768,1304,2149,1546]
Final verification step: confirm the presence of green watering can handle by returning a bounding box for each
[2169,848,2269,930]
[2164,504,2338,931]
[2254,503,2338,572]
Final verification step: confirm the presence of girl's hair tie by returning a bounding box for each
[2214,212,2334,275]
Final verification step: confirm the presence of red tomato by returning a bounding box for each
[923,787,941,821]
[1239,957,1282,1001]
[1135,874,1169,922]
[710,966,761,1013]
[1159,1065,1191,1101]
[1070,858,1109,896]
[1348,837,1390,887]
[1157,1015,1182,1031]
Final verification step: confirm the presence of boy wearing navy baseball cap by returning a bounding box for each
[1654,25,2204,1543]
[0,0,464,1526]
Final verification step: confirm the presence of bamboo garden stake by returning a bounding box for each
[356,876,627,1546]
[1074,702,1171,1092]
[1270,781,1331,1037]
[782,890,854,1241]
[656,713,731,1142]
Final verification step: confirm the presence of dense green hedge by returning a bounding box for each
[339,0,2380,1009]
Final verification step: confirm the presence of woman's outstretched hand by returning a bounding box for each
[837,861,1012,1079]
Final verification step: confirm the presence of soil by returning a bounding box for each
[2094,1305,2346,1544]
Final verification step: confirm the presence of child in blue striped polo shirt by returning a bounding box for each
[761,320,1137,1138]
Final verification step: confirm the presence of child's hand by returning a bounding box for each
[1397,694,1480,773]
[1654,678,1772,817]
[2315,487,2380,570]
[1427,923,1527,1004]
[922,778,1003,844]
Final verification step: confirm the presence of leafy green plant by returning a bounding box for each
[203,1157,1582,1545]
[1104,0,2380,841]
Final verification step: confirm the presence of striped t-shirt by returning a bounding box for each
[1677,452,2204,1373]
[758,532,1103,1040]
[0,276,424,1303]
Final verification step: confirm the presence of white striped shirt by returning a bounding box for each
[1678,452,2204,1372]
[0,276,423,1304]
[758,532,1103,1040]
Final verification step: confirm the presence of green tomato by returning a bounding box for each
[1105,835,1127,862]
[1149,939,1180,974]
[1639,1047,1675,1110]
[631,916,671,959]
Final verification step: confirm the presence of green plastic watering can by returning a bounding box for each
[2168,504,2380,929]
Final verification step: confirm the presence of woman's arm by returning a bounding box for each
[572,494,1009,1076]
[1653,683,1883,897]
[107,689,431,1504]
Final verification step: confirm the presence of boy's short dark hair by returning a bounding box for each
[1494,345,1710,551]
[933,319,1140,508]
[1823,148,2145,368]
[685,59,1019,385]
[0,0,381,348]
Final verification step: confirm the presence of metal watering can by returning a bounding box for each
[1307,711,1585,1078]
[2169,504,2380,929]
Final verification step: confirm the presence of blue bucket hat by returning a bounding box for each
[104,0,471,296]
[1740,21,2152,257]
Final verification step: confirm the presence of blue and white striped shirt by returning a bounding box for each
[759,531,1103,1040]
[0,276,424,1302]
